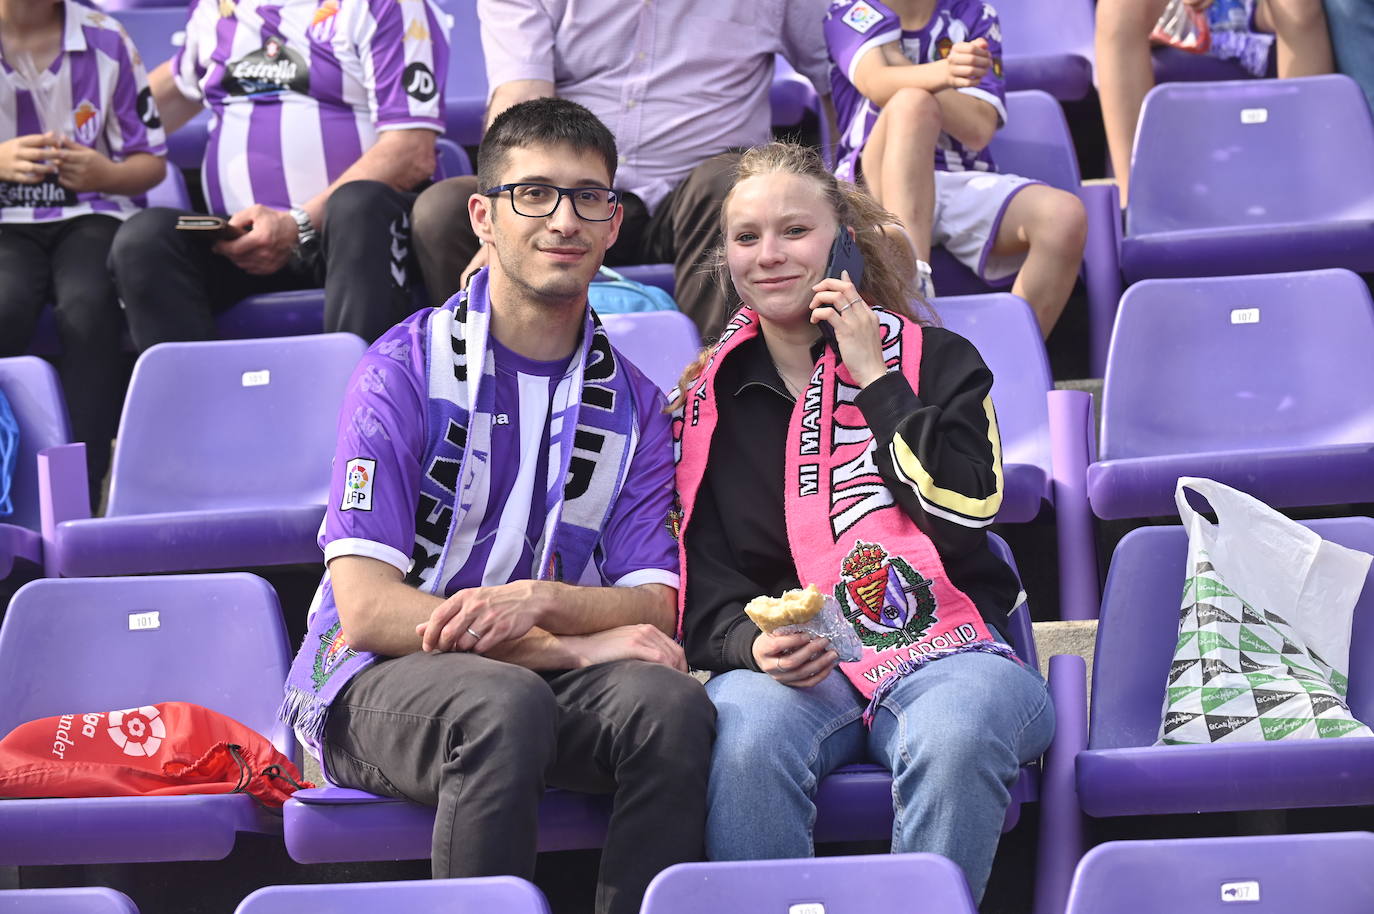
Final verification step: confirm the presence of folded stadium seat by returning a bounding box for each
[0,888,139,914]
[235,876,550,914]
[282,533,1044,866]
[928,89,1124,375]
[38,334,366,578]
[643,854,978,914]
[935,293,1100,621]
[1034,519,1374,914]
[598,310,702,396]
[1084,269,1374,522]
[1065,833,1374,914]
[0,573,299,865]
[0,358,69,582]
[1121,75,1374,284]
[995,0,1095,100]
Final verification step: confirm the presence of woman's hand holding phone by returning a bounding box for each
[810,270,888,388]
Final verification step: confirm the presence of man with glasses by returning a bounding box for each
[281,98,713,914]
[410,0,832,339]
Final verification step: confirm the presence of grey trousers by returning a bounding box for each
[323,652,715,914]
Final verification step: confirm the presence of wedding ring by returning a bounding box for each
[467,627,482,640]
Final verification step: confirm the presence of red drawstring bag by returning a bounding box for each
[0,701,314,808]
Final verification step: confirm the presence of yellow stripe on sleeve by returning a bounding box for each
[890,393,1003,521]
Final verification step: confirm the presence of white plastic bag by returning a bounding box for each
[1157,477,1374,745]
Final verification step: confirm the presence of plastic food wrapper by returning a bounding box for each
[1152,0,1210,53]
[747,586,864,663]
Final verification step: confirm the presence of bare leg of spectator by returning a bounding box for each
[1256,0,1333,77]
[861,87,942,263]
[995,185,1087,338]
[1095,0,1170,206]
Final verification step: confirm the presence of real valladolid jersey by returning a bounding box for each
[173,0,450,215]
[0,0,167,223]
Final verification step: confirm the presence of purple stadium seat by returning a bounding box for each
[0,573,297,865]
[1122,75,1374,283]
[38,334,366,577]
[0,358,69,580]
[234,877,550,914]
[283,533,1041,863]
[1151,45,1268,85]
[928,90,1124,375]
[0,888,140,913]
[433,0,485,147]
[642,854,977,914]
[1034,518,1374,914]
[111,8,183,68]
[935,295,1100,621]
[598,310,702,396]
[995,0,1095,101]
[1086,269,1374,521]
[1065,833,1374,914]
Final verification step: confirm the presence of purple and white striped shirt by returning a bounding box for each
[312,307,679,628]
[172,0,449,216]
[0,0,166,224]
[826,0,1008,182]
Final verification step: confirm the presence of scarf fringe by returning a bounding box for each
[279,685,331,747]
[861,640,1023,728]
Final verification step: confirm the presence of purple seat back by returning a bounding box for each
[111,8,184,69]
[935,293,1053,496]
[0,574,295,758]
[434,0,486,146]
[643,854,977,914]
[989,90,1082,191]
[106,334,365,516]
[1066,833,1374,913]
[771,55,819,127]
[1100,269,1374,461]
[0,357,70,532]
[994,0,1095,99]
[1128,75,1374,237]
[0,888,140,913]
[598,311,702,396]
[144,160,192,210]
[1088,516,1374,751]
[235,877,550,914]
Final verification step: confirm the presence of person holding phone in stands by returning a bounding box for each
[671,142,1053,902]
[0,0,166,500]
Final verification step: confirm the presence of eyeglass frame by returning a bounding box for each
[481,182,621,222]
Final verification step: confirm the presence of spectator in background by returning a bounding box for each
[107,0,449,348]
[1323,0,1374,113]
[0,0,165,499]
[280,98,713,914]
[1097,0,1333,205]
[825,0,1087,337]
[410,0,831,341]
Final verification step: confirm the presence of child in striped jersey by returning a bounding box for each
[0,0,166,498]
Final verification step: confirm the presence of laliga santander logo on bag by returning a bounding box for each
[106,705,166,757]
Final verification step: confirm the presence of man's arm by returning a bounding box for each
[483,79,555,132]
[852,41,998,150]
[332,555,682,669]
[214,128,436,275]
[148,60,205,136]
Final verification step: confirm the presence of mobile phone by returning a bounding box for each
[819,225,865,352]
[175,214,246,241]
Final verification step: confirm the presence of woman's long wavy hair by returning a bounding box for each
[670,142,933,404]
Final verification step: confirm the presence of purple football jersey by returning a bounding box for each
[826,0,1008,182]
[310,307,680,629]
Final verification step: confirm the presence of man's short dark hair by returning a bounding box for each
[476,98,619,191]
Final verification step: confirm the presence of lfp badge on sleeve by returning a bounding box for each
[341,457,376,511]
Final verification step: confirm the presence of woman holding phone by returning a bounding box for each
[0,0,166,499]
[672,142,1052,901]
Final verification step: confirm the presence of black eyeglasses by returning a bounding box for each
[482,182,620,222]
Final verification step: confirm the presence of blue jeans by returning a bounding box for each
[1324,0,1374,114]
[704,651,1053,901]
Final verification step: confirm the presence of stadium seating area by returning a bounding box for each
[4,0,1374,912]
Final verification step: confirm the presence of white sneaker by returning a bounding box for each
[916,259,936,302]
